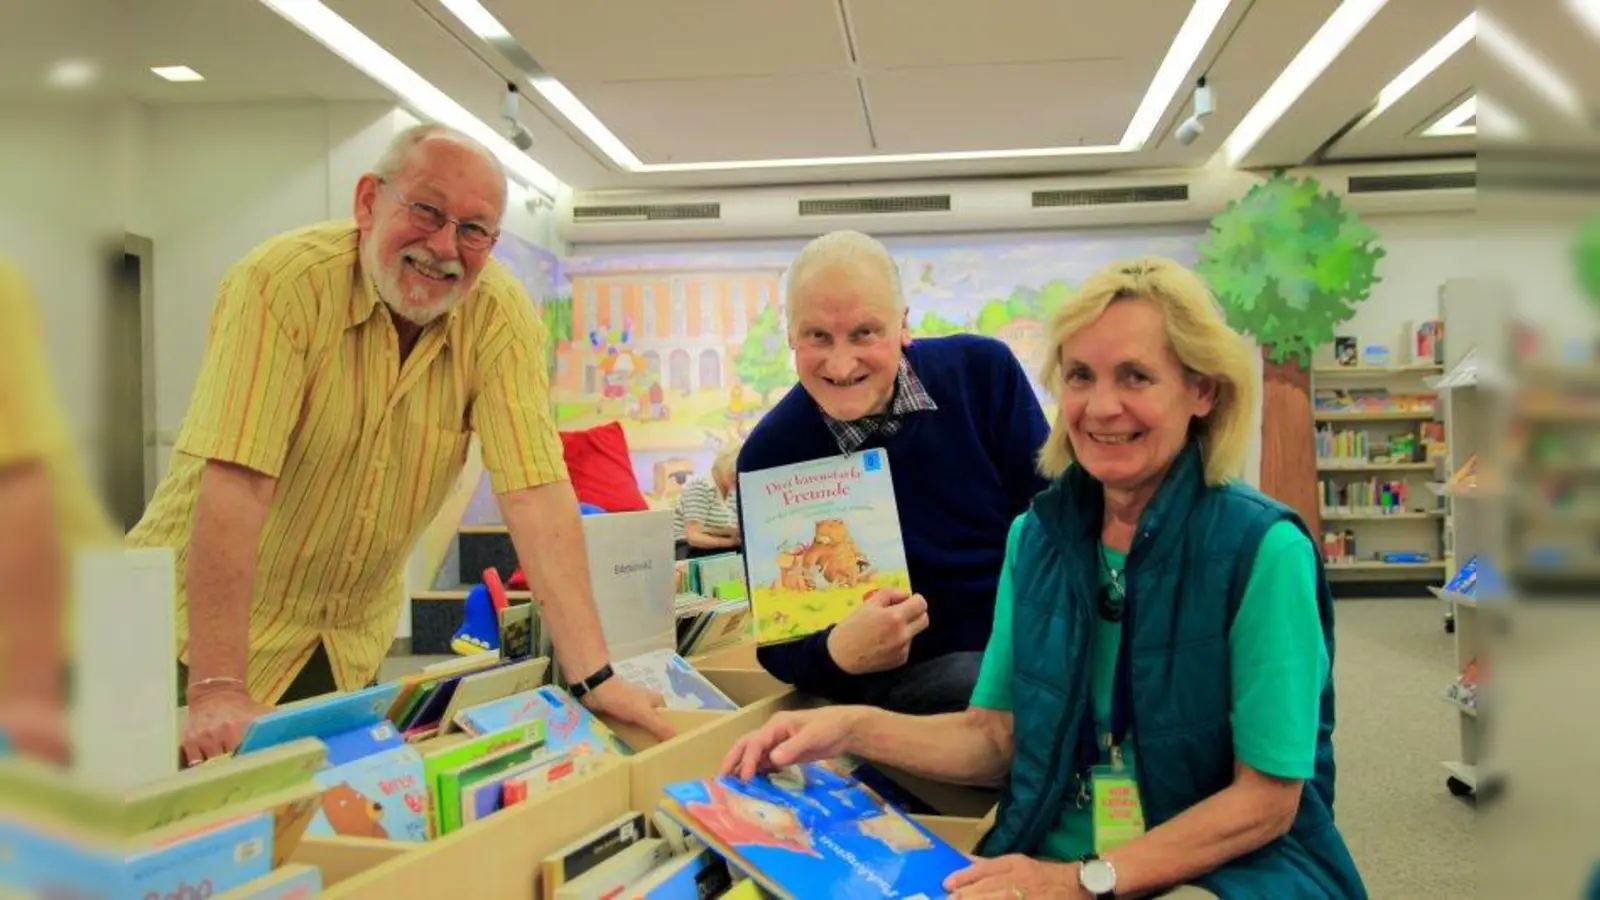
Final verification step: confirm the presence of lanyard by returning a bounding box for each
[1074,548,1135,789]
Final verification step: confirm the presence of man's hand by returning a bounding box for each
[0,694,70,766]
[720,706,865,781]
[180,687,274,767]
[580,676,674,743]
[944,855,1084,899]
[826,588,929,675]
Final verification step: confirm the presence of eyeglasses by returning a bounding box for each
[377,179,499,252]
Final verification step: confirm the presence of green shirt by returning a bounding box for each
[970,515,1330,862]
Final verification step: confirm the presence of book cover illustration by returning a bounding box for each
[737,449,911,645]
[216,862,323,899]
[614,649,738,712]
[306,744,429,842]
[662,763,968,900]
[456,686,632,757]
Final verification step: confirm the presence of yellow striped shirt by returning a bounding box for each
[127,220,567,704]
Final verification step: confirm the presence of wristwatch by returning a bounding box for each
[1077,854,1117,899]
[567,662,614,702]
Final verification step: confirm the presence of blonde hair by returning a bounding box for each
[1036,256,1257,486]
[712,440,743,481]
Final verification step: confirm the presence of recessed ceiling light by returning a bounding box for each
[1481,10,1584,120]
[1422,95,1476,137]
[47,59,99,89]
[439,0,1232,172]
[151,65,205,82]
[258,0,564,199]
[1223,0,1389,166]
[1354,13,1475,131]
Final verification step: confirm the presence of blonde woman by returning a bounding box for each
[722,257,1366,899]
[674,441,742,561]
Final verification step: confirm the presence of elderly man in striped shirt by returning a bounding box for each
[129,123,672,764]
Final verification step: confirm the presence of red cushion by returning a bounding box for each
[559,420,650,513]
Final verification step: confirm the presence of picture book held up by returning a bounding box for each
[737,449,911,646]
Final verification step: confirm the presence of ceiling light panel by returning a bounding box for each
[258,0,564,198]
[1355,13,1475,130]
[1480,8,1585,120]
[1222,0,1389,166]
[461,0,1235,172]
[1422,95,1476,136]
[151,65,205,82]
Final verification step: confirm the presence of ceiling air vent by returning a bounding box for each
[1347,172,1475,193]
[798,195,952,216]
[570,202,721,222]
[1033,184,1189,208]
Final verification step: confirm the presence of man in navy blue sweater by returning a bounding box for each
[736,231,1050,715]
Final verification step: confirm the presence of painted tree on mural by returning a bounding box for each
[915,311,965,336]
[1197,171,1386,538]
[1572,211,1600,312]
[735,305,796,405]
[540,295,574,345]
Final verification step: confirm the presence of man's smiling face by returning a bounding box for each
[787,262,909,422]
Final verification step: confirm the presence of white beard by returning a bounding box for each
[362,239,463,326]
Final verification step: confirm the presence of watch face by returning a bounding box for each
[1081,859,1117,894]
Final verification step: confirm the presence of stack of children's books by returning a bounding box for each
[0,737,328,897]
[653,760,972,899]
[674,593,753,659]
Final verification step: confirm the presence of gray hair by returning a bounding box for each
[784,230,905,330]
[372,123,508,200]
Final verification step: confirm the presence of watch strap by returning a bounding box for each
[568,662,614,701]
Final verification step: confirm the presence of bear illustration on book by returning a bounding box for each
[320,782,389,839]
[771,519,874,592]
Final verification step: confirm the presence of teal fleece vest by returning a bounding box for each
[974,443,1367,899]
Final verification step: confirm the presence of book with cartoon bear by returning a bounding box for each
[658,762,967,900]
[306,744,430,843]
[736,449,911,645]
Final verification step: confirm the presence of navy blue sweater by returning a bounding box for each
[736,333,1051,701]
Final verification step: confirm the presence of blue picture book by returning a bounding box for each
[661,763,969,900]
[614,649,738,712]
[235,683,401,760]
[454,686,632,757]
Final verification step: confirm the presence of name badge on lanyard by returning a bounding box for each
[1091,740,1146,853]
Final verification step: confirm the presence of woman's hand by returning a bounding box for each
[719,706,865,780]
[944,855,1085,899]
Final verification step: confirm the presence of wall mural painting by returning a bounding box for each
[541,228,1205,508]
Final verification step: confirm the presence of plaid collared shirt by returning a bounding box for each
[824,357,939,454]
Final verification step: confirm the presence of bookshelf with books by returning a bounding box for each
[1311,318,1449,585]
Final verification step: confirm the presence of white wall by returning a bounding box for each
[0,102,125,476]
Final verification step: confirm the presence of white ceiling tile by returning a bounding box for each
[864,58,1139,152]
[574,72,874,163]
[481,0,849,81]
[845,0,1183,70]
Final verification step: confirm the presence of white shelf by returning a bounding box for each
[1313,410,1437,422]
[1312,364,1444,376]
[1316,460,1436,472]
[1320,510,1443,521]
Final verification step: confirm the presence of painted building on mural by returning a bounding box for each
[556,261,789,399]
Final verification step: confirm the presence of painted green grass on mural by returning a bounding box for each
[752,571,913,645]
[1196,170,1386,367]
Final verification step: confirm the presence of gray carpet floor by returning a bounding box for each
[384,597,1474,897]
